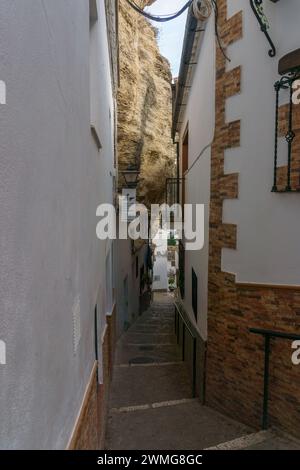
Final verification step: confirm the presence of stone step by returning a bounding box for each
[115,343,181,365]
[205,429,300,450]
[110,362,192,409]
[106,402,252,451]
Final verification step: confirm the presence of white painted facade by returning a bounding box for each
[115,237,149,336]
[223,0,300,285]
[177,0,300,341]
[152,229,169,291]
[178,14,216,341]
[0,0,116,449]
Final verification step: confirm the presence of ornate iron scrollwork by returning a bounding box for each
[250,0,276,57]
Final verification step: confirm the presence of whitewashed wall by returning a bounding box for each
[179,15,216,340]
[0,0,115,449]
[223,0,300,284]
[115,237,148,336]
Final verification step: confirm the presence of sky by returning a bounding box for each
[146,0,188,77]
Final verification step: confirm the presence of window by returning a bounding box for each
[192,268,198,321]
[105,249,113,315]
[272,51,300,192]
[89,0,102,150]
[94,304,98,362]
[182,126,189,175]
[181,126,189,215]
[94,304,99,382]
[89,0,98,22]
[140,265,145,294]
[136,256,139,278]
[179,241,185,299]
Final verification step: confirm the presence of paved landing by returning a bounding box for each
[105,295,254,450]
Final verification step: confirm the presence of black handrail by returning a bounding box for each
[249,327,300,430]
[175,301,197,398]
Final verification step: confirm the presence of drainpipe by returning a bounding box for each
[172,8,198,140]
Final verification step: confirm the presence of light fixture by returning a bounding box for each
[121,164,140,188]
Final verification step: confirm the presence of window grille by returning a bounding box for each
[273,70,300,192]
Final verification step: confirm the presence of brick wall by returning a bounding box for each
[67,363,99,450]
[68,305,117,450]
[206,0,300,437]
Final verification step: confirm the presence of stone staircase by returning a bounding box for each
[105,294,300,450]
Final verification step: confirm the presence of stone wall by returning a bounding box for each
[117,0,175,205]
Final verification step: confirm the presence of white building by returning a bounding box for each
[173,0,300,436]
[0,0,118,449]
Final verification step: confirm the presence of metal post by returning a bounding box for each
[174,307,177,335]
[192,337,197,398]
[262,335,271,430]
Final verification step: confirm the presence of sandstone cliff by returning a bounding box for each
[117,0,176,206]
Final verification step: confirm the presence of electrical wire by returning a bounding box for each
[125,0,230,62]
[210,0,231,62]
[125,0,192,23]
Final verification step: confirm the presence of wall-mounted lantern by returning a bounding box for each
[121,164,140,189]
[250,0,280,57]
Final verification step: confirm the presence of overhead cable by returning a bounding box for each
[211,0,231,61]
[125,0,193,23]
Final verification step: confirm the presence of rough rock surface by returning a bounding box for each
[117,0,176,205]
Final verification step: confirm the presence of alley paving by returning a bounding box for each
[106,293,300,450]
[106,294,249,450]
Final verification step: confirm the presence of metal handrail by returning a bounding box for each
[249,327,300,430]
[174,300,197,397]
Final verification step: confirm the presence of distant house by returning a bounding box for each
[173,0,300,437]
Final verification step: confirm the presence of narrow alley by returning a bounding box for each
[1,0,300,459]
[105,294,299,450]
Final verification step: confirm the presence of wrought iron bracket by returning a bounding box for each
[250,0,278,57]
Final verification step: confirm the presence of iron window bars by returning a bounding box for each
[165,177,185,206]
[272,70,300,192]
